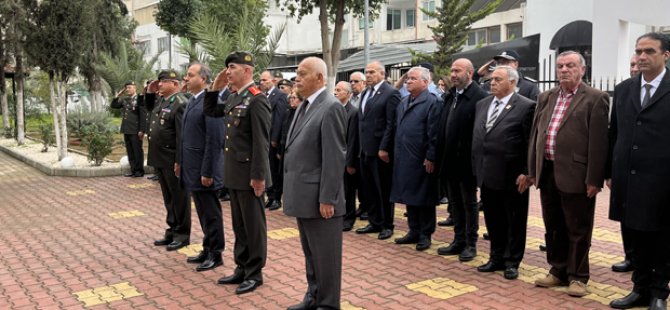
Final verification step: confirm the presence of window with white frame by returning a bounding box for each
[422,0,435,21]
[406,9,415,28]
[157,36,169,54]
[386,8,401,30]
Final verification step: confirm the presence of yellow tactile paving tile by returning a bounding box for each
[178,243,204,257]
[526,237,624,268]
[526,215,623,244]
[341,301,365,310]
[127,183,155,189]
[66,189,96,196]
[108,210,146,219]
[268,227,300,240]
[406,277,478,300]
[73,282,143,307]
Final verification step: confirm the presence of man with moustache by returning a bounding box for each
[178,63,226,272]
[471,66,535,280]
[204,52,272,295]
[334,81,360,232]
[145,70,191,251]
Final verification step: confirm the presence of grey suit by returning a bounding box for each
[283,90,347,309]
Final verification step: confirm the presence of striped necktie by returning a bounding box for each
[486,100,502,132]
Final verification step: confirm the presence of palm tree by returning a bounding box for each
[94,41,160,94]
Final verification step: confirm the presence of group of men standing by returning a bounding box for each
[106,31,670,310]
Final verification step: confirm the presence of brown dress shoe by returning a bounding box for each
[534,274,568,288]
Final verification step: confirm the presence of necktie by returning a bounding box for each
[641,83,652,108]
[486,100,502,132]
[296,100,310,123]
[363,88,373,114]
[452,92,459,109]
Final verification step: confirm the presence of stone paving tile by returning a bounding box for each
[0,151,661,309]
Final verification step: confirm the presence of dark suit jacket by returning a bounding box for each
[179,93,225,192]
[111,95,146,134]
[268,87,289,144]
[472,93,536,190]
[437,82,488,182]
[609,69,670,231]
[358,82,401,157]
[283,90,347,218]
[528,82,609,193]
[204,85,272,191]
[344,102,359,168]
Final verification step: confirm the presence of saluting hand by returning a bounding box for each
[147,80,160,94]
[116,89,125,98]
[211,69,228,91]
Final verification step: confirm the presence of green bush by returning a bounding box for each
[67,110,112,140]
[3,126,12,138]
[38,123,54,152]
[80,124,114,166]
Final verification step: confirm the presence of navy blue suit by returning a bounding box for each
[267,87,289,203]
[358,82,400,230]
[180,92,226,257]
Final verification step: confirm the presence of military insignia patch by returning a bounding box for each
[160,119,165,125]
[244,55,252,62]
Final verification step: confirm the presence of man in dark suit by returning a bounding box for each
[471,66,535,280]
[259,70,288,211]
[283,57,347,310]
[355,61,401,240]
[610,53,641,274]
[177,62,226,273]
[111,81,146,177]
[436,58,488,262]
[204,52,272,295]
[391,66,442,252]
[334,81,360,232]
[528,51,609,297]
[145,70,191,251]
[608,32,670,310]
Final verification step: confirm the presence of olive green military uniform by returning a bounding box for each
[204,82,272,283]
[111,94,146,175]
[146,92,191,243]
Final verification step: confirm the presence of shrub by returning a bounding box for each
[3,126,12,138]
[67,110,111,140]
[80,124,114,166]
[38,123,54,152]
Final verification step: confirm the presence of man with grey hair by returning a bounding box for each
[334,81,361,231]
[349,71,366,108]
[529,50,609,297]
[178,62,226,272]
[283,56,347,310]
[471,66,536,280]
[356,61,401,240]
[391,66,442,251]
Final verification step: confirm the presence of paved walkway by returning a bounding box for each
[0,151,650,309]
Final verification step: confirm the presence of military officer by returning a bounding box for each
[479,50,540,101]
[111,81,146,177]
[204,52,272,295]
[145,70,192,251]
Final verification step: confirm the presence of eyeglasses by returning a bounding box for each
[350,80,361,83]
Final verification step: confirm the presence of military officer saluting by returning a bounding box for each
[111,80,146,177]
[204,51,272,295]
[145,70,192,251]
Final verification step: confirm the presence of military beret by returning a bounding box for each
[157,69,180,81]
[278,79,292,87]
[124,80,136,86]
[225,51,255,67]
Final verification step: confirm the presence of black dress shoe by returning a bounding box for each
[483,233,490,240]
[342,225,353,232]
[196,255,223,272]
[264,199,274,209]
[459,246,477,262]
[268,200,282,211]
[287,300,315,310]
[609,292,649,309]
[133,172,145,177]
[378,229,393,240]
[394,233,420,244]
[611,260,634,272]
[356,224,381,234]
[539,244,547,251]
[437,216,454,227]
[217,273,245,285]
[186,251,209,264]
[437,242,464,255]
[416,238,431,251]
[235,279,262,294]
[649,298,667,310]
[124,172,134,177]
[166,240,189,251]
[477,261,505,272]
[504,267,519,280]
[153,238,172,246]
[359,212,368,220]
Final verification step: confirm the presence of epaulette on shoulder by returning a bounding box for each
[523,76,537,83]
[248,86,262,96]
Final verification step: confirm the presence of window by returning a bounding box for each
[135,40,150,54]
[507,23,522,40]
[358,17,373,29]
[406,9,415,28]
[467,26,501,46]
[422,0,435,21]
[488,26,501,43]
[386,8,401,30]
[157,36,169,54]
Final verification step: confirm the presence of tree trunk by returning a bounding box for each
[90,75,103,112]
[317,0,335,91]
[55,79,68,160]
[329,0,346,91]
[48,74,63,159]
[15,52,25,145]
[1,78,9,136]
